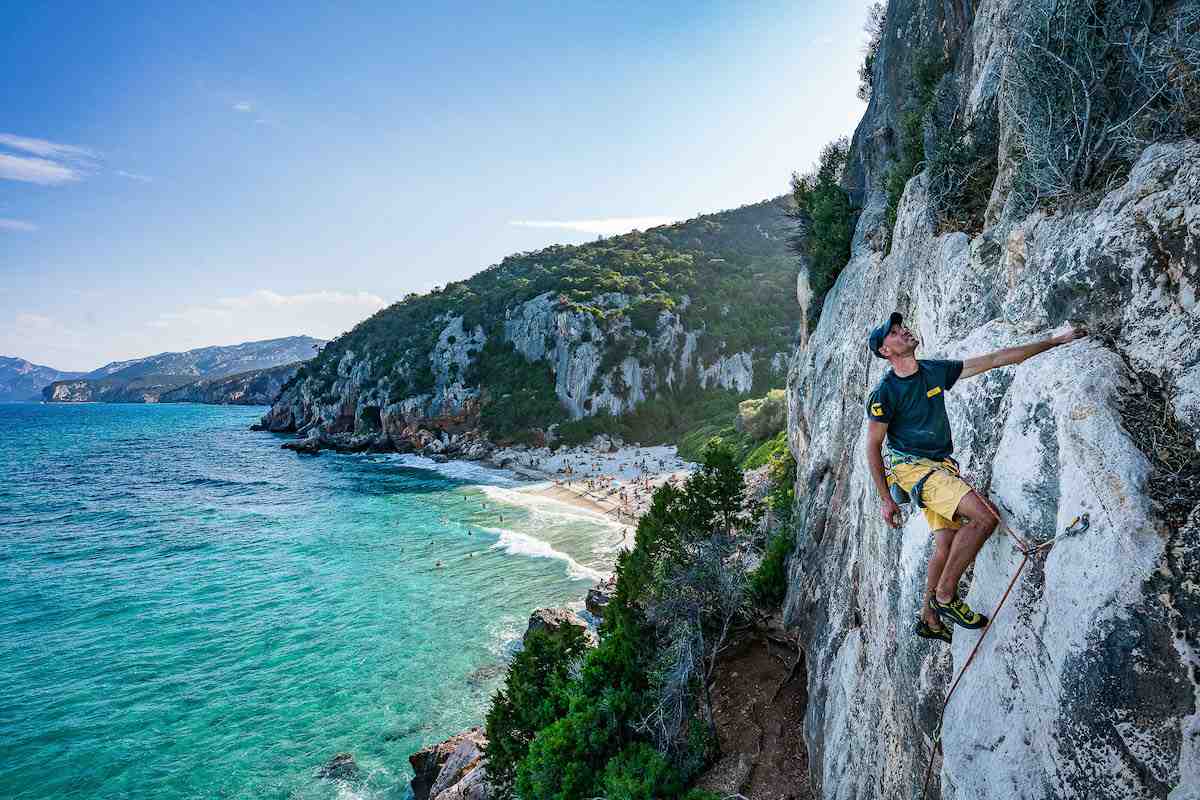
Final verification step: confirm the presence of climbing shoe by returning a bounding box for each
[929,595,989,629]
[914,618,952,644]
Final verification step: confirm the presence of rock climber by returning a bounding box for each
[864,312,1086,644]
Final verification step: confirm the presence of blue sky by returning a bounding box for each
[2,1,870,370]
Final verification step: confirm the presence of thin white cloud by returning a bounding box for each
[115,170,152,183]
[0,218,37,232]
[509,216,679,235]
[148,289,387,337]
[15,313,54,328]
[233,101,253,112]
[0,153,83,185]
[0,133,96,161]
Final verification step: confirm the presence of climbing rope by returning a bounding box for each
[918,499,1090,800]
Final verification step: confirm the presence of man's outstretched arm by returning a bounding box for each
[959,324,1087,380]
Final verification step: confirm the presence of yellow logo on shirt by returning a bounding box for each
[926,386,942,398]
[871,403,884,416]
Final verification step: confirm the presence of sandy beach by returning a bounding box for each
[488,440,694,546]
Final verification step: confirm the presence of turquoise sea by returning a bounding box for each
[0,402,622,799]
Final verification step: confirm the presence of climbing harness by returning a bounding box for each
[918,506,1091,800]
[885,450,962,510]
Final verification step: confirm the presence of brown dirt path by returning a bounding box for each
[692,616,812,800]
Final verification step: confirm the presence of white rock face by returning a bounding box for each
[429,315,485,417]
[784,139,1200,800]
[699,351,754,393]
[500,291,761,420]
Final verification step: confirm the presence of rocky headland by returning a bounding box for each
[43,336,323,405]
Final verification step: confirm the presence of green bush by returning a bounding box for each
[749,527,793,609]
[789,138,855,315]
[483,626,589,799]
[600,742,684,800]
[747,441,797,609]
[741,429,788,471]
[516,706,623,800]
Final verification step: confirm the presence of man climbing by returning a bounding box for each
[863,312,1086,644]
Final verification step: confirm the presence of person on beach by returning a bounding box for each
[864,311,1086,644]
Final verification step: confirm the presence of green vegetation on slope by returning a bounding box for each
[789,138,856,325]
[283,201,796,433]
[484,439,794,800]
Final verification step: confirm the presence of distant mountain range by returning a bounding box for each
[81,336,324,382]
[0,357,86,402]
[0,336,326,404]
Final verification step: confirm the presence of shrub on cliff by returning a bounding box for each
[789,137,855,324]
[482,626,589,799]
[482,440,758,798]
[857,2,886,101]
[883,49,950,250]
[748,440,796,609]
[1004,0,1200,203]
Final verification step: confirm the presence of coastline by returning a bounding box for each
[488,441,692,518]
[404,440,694,798]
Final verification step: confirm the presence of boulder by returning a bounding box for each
[522,607,595,648]
[585,576,617,620]
[409,727,486,800]
[432,763,491,800]
[428,731,491,800]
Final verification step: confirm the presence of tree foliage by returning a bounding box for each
[483,626,589,798]
[481,440,761,798]
[858,2,887,101]
[788,137,856,323]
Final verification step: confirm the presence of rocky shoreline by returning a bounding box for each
[406,580,616,800]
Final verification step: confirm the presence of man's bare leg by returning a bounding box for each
[924,528,954,628]
[934,491,999,603]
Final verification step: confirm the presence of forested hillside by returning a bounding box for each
[261,200,799,450]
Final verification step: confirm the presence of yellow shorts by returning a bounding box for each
[890,458,973,533]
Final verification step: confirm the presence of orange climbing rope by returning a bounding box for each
[919,553,1027,799]
[917,499,1091,799]
[917,492,1056,800]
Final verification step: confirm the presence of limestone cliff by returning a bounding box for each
[260,202,795,452]
[783,1,1199,798]
[159,363,302,406]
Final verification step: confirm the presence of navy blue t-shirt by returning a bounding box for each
[865,359,964,460]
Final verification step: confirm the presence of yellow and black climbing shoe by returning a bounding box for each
[930,595,989,629]
[914,618,952,644]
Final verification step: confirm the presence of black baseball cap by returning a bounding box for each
[867,312,903,359]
